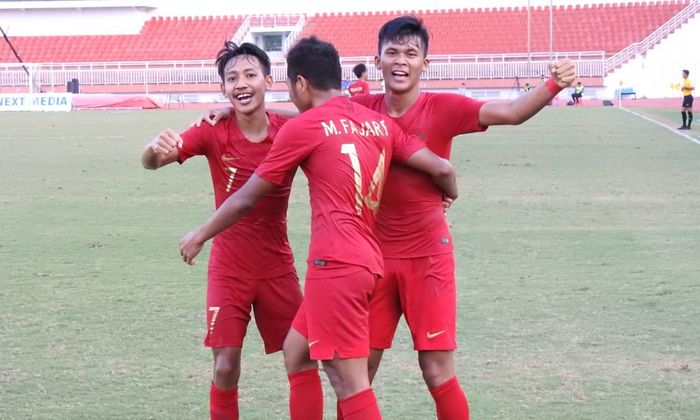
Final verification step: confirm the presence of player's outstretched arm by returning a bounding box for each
[479,59,576,126]
[404,149,458,200]
[142,128,183,169]
[179,174,278,265]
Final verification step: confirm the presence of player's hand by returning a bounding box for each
[548,59,576,88]
[149,129,182,155]
[179,230,205,265]
[442,196,454,214]
[194,107,232,127]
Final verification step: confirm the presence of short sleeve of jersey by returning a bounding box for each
[433,93,488,135]
[255,119,315,186]
[386,118,426,163]
[177,123,215,163]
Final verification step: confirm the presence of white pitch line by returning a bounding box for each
[619,106,700,146]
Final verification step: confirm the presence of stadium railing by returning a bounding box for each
[605,0,700,72]
[0,51,605,91]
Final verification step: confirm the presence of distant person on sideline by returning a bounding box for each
[347,63,370,96]
[679,69,694,130]
[571,81,584,104]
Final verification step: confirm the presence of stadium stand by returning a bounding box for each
[0,2,689,63]
[0,15,244,63]
[299,2,688,56]
[0,1,696,99]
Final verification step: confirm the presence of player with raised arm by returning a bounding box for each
[195,16,575,419]
[346,16,576,420]
[179,36,458,420]
[141,42,302,420]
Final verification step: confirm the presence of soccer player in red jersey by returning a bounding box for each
[345,16,576,420]
[347,63,370,96]
[141,42,302,420]
[194,17,575,419]
[179,36,458,420]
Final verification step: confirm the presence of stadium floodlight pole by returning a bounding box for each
[0,25,30,77]
[527,0,531,79]
[549,0,553,61]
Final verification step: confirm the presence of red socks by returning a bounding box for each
[429,376,469,420]
[288,368,323,420]
[210,372,464,419]
[209,382,238,420]
[339,388,382,420]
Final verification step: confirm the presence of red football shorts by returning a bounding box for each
[291,262,378,360]
[369,253,457,351]
[205,269,302,353]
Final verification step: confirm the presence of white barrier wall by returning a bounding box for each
[0,1,153,36]
[0,93,72,111]
[604,14,699,99]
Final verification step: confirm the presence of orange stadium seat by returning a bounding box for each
[0,2,690,63]
[0,16,243,62]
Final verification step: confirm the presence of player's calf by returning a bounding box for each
[283,328,323,420]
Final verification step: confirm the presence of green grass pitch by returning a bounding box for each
[1,107,699,419]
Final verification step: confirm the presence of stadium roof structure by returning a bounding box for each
[0,0,156,10]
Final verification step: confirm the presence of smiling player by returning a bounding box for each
[194,16,575,419]
[179,36,459,420]
[141,42,302,420]
[348,16,575,419]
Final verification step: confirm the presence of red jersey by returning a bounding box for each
[351,92,487,258]
[255,96,424,275]
[177,112,295,279]
[348,80,370,96]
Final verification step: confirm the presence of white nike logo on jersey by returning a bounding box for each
[308,340,320,347]
[426,330,446,339]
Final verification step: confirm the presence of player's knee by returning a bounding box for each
[321,359,370,399]
[282,343,315,373]
[323,364,343,392]
[213,353,240,384]
[421,365,454,388]
[419,352,455,387]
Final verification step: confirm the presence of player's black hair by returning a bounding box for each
[215,41,271,82]
[352,63,367,79]
[286,36,342,91]
[377,15,430,57]
[683,69,690,76]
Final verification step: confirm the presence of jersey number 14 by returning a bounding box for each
[341,143,386,216]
